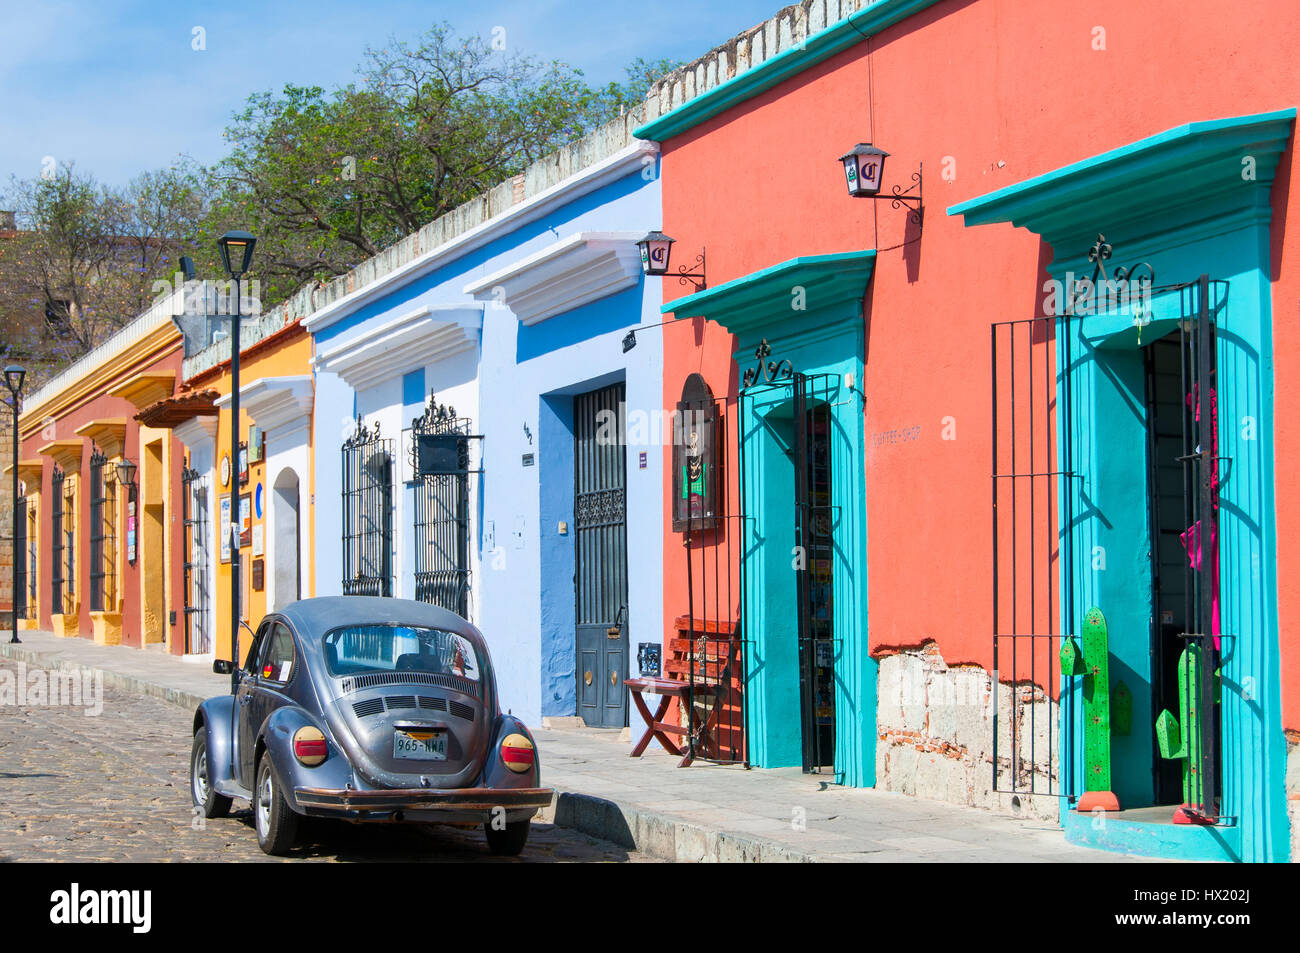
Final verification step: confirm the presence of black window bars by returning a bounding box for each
[342,417,394,597]
[410,392,477,617]
[88,447,115,612]
[50,465,65,613]
[182,466,212,654]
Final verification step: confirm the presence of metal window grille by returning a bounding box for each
[681,385,747,766]
[50,465,65,611]
[27,504,36,618]
[342,417,394,597]
[88,448,115,612]
[410,393,474,617]
[991,313,1069,797]
[13,495,26,619]
[991,260,1225,813]
[182,467,212,654]
[63,480,75,603]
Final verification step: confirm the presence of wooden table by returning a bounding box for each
[624,676,718,768]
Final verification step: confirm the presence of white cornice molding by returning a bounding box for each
[311,305,482,393]
[215,376,314,439]
[302,141,658,335]
[463,231,644,325]
[172,416,219,451]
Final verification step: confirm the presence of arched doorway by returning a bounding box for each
[271,468,301,611]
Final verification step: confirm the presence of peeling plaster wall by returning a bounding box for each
[1288,732,1299,861]
[875,641,1058,820]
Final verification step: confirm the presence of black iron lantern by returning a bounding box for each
[636,231,676,276]
[839,143,889,197]
[115,458,137,488]
[217,229,257,277]
[3,365,25,397]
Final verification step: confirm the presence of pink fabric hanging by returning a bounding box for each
[1179,385,1220,649]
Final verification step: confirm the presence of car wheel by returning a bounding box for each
[484,819,531,856]
[191,731,232,819]
[254,755,300,856]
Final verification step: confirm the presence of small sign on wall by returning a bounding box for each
[219,495,232,562]
[252,523,264,558]
[251,558,265,592]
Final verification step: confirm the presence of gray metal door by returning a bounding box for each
[574,383,629,728]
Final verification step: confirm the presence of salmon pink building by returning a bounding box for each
[635,0,1299,861]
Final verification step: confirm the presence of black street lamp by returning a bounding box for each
[4,364,25,644]
[215,230,256,686]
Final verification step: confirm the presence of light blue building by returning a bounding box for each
[305,130,664,727]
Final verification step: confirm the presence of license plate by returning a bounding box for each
[393,729,447,761]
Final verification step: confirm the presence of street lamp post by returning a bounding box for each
[4,364,26,645]
[216,231,256,684]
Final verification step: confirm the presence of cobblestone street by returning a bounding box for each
[0,659,646,863]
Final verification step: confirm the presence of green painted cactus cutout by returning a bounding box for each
[1078,607,1113,793]
[1156,642,1207,808]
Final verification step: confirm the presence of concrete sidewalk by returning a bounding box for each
[1,628,1151,863]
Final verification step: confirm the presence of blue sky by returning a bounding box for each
[0,0,780,189]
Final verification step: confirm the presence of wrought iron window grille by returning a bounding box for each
[182,466,212,654]
[410,392,481,617]
[342,416,395,598]
[88,447,115,612]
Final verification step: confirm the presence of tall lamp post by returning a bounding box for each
[4,365,25,645]
[216,231,255,682]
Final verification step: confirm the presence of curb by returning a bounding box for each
[0,641,209,713]
[539,791,816,863]
[1,641,808,862]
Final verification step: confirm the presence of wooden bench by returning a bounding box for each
[625,616,739,767]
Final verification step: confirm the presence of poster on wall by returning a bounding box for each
[239,493,252,547]
[252,523,264,558]
[126,500,137,564]
[219,495,232,563]
[249,426,264,463]
[238,442,249,486]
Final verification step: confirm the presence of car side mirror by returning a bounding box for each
[213,659,234,675]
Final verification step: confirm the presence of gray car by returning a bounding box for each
[190,596,553,856]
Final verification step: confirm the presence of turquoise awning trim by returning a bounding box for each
[946,109,1296,255]
[634,0,944,143]
[659,250,876,337]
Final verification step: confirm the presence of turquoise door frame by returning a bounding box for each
[951,110,1295,861]
[663,251,877,787]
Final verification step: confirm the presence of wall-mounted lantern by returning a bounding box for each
[839,143,889,197]
[115,457,137,489]
[637,230,706,292]
[837,143,922,225]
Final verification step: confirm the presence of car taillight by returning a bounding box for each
[500,733,535,773]
[293,726,328,766]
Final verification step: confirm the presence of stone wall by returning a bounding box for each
[875,641,1059,820]
[1287,730,1299,861]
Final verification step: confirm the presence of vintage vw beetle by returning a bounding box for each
[190,596,552,856]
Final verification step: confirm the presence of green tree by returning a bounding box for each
[0,162,207,379]
[208,23,663,306]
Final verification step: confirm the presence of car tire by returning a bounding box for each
[484,819,531,856]
[254,755,300,856]
[191,730,232,819]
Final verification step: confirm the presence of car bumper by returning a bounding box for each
[293,785,554,820]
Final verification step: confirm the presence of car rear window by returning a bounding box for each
[322,624,481,682]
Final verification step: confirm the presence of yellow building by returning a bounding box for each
[138,313,315,664]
